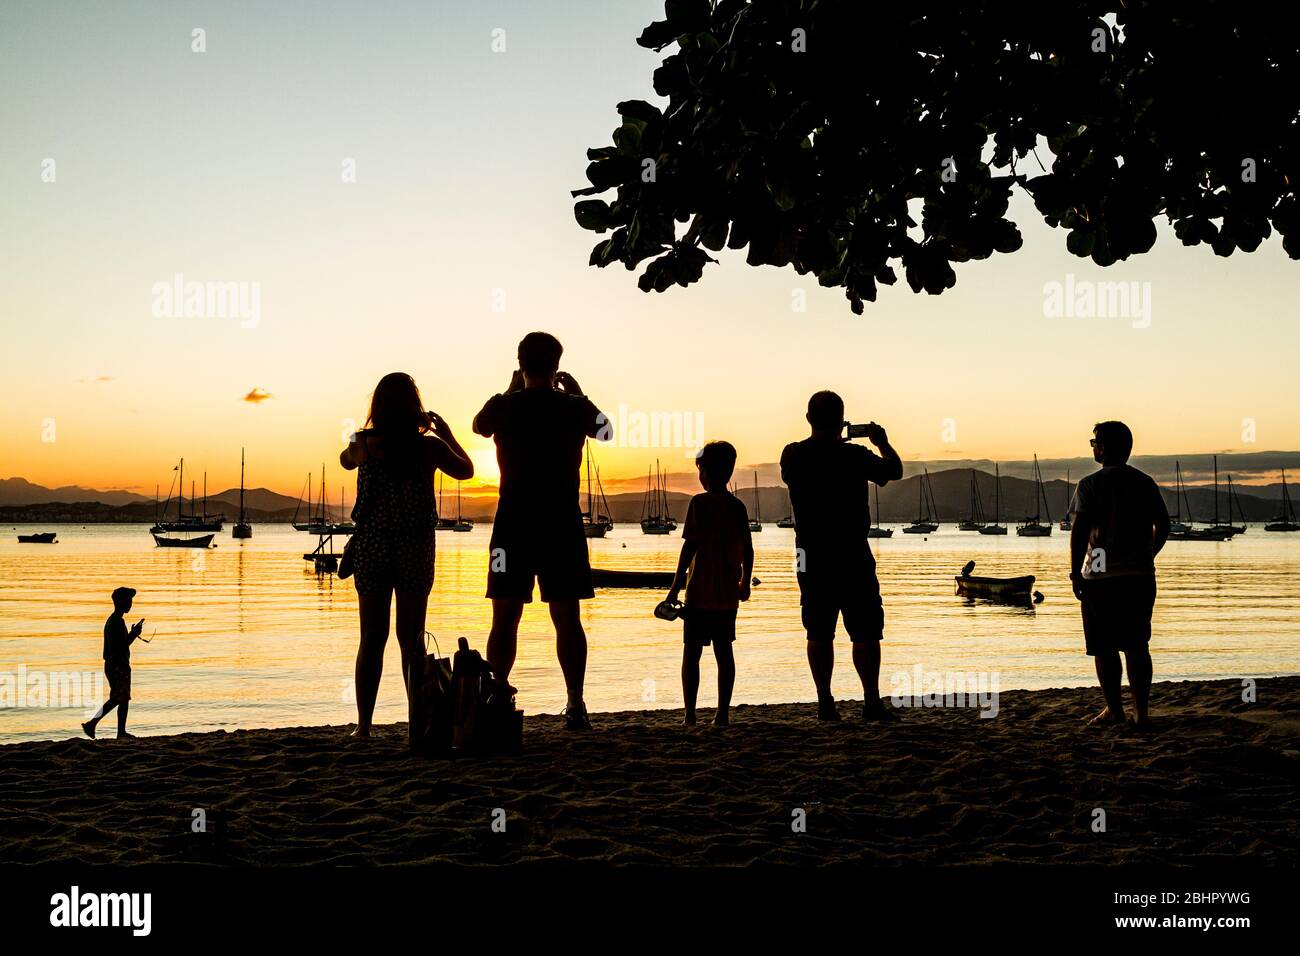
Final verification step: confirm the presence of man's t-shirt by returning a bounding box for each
[474,388,606,527]
[682,491,751,610]
[103,613,130,665]
[1071,464,1169,579]
[780,437,894,556]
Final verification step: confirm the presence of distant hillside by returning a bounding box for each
[1,467,1289,524]
[0,477,152,507]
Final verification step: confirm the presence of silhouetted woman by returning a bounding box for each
[341,372,473,744]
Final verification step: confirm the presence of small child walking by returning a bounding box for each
[82,587,144,739]
[665,441,754,726]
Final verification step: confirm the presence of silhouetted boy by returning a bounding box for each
[1069,421,1170,727]
[781,391,903,721]
[665,441,754,726]
[83,587,144,739]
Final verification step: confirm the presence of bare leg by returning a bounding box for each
[1090,651,1127,724]
[712,640,735,725]
[395,588,430,749]
[1125,646,1153,725]
[807,640,839,719]
[116,700,130,736]
[681,643,702,725]
[84,699,118,737]
[852,640,883,709]
[354,588,393,737]
[487,598,524,683]
[549,599,588,706]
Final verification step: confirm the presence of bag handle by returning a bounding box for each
[424,630,444,658]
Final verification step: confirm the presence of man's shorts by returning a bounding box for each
[1080,575,1156,656]
[105,661,132,703]
[682,608,737,646]
[797,548,884,643]
[487,517,594,603]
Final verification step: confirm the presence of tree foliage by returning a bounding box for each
[573,0,1300,313]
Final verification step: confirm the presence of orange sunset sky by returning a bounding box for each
[2,2,1297,497]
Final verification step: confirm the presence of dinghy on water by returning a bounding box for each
[590,568,676,589]
[17,532,57,543]
[954,561,1037,605]
[153,533,214,548]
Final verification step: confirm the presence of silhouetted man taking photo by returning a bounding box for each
[474,332,610,730]
[781,391,903,721]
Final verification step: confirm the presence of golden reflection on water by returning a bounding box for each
[1,523,1297,742]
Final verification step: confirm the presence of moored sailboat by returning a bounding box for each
[1016,455,1052,536]
[1265,469,1300,532]
[748,471,763,532]
[582,442,613,538]
[903,470,940,534]
[640,461,675,534]
[979,464,1008,535]
[957,470,986,531]
[232,448,252,538]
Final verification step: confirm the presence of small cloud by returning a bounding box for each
[78,375,114,384]
[243,388,274,404]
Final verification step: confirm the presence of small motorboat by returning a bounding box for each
[153,533,214,548]
[17,532,57,543]
[591,567,676,589]
[954,561,1035,604]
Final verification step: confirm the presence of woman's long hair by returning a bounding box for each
[365,373,429,436]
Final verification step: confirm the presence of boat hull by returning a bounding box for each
[957,521,984,531]
[866,528,893,538]
[1265,522,1300,532]
[955,574,1036,604]
[231,524,252,539]
[1016,524,1052,537]
[17,533,57,543]
[153,533,214,548]
[978,526,1008,536]
[591,568,675,589]
[903,523,938,534]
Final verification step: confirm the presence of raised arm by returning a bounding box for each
[340,430,370,471]
[427,414,474,481]
[864,423,903,483]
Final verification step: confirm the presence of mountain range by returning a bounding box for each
[3,468,1291,524]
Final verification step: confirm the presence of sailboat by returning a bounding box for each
[1016,455,1053,536]
[903,470,939,534]
[582,442,614,538]
[1265,469,1300,532]
[450,481,474,532]
[232,448,252,538]
[640,461,675,534]
[292,472,320,532]
[1058,468,1072,531]
[435,474,457,531]
[867,483,893,538]
[1168,460,1232,540]
[294,466,355,536]
[979,464,1008,535]
[1207,456,1240,539]
[777,513,796,529]
[748,471,763,532]
[957,470,986,531]
[1215,470,1247,535]
[152,458,225,533]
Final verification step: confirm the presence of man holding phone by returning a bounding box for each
[780,390,903,721]
[473,332,610,729]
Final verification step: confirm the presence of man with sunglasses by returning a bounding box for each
[1068,422,1170,727]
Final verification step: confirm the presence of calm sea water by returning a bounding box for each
[2,523,1297,743]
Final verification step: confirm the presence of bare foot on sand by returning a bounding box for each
[350,726,372,739]
[117,731,135,739]
[1086,706,1127,726]
[711,715,730,727]
[817,700,842,722]
[683,714,697,727]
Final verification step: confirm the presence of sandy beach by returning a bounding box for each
[2,677,1298,866]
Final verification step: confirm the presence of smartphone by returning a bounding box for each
[845,422,871,439]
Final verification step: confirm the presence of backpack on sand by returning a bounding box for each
[450,637,523,756]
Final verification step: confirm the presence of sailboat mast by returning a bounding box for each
[994,464,1001,525]
[179,458,184,519]
[239,449,246,521]
[1214,456,1220,525]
